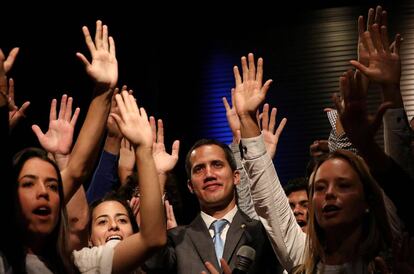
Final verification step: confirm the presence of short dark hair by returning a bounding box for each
[283,177,309,197]
[185,139,237,178]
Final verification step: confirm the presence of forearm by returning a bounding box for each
[158,173,167,198]
[382,84,404,108]
[230,142,259,220]
[104,135,122,155]
[112,146,166,273]
[67,186,89,251]
[239,113,261,138]
[135,146,166,247]
[63,90,112,204]
[241,135,305,271]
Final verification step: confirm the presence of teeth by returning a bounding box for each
[106,235,122,242]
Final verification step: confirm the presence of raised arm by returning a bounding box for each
[258,103,287,160]
[335,69,409,233]
[0,48,30,130]
[86,87,128,203]
[350,6,413,178]
[110,91,166,273]
[61,20,117,204]
[32,94,80,166]
[150,116,180,196]
[234,53,305,271]
[223,90,258,219]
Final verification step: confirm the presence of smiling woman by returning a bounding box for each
[88,194,139,246]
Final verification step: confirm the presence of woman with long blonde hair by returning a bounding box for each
[297,150,392,274]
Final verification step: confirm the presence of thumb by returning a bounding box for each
[31,124,46,142]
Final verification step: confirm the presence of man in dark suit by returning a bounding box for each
[144,139,281,274]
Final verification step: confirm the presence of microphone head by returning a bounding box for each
[234,245,256,273]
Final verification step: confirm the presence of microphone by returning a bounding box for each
[232,245,256,274]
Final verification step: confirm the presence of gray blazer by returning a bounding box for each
[144,209,282,274]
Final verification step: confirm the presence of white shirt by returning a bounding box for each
[73,239,120,274]
[200,205,238,245]
[26,254,53,274]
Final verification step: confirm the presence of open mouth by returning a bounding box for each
[106,235,123,242]
[297,220,307,227]
[33,206,51,216]
[322,204,340,213]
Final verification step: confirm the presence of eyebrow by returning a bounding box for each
[19,174,59,182]
[95,213,129,220]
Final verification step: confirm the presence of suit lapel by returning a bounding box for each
[187,214,221,270]
[222,210,247,263]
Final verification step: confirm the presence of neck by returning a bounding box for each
[25,234,48,256]
[201,199,236,219]
[323,224,363,265]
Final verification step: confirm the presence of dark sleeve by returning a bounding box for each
[143,229,178,274]
[86,150,119,203]
[372,157,414,234]
[246,222,284,274]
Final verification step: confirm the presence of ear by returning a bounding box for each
[233,170,240,186]
[187,179,194,194]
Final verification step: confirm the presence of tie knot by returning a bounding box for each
[212,219,228,235]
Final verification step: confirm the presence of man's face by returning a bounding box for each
[187,144,239,211]
[288,190,309,233]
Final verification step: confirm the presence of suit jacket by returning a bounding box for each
[144,209,282,274]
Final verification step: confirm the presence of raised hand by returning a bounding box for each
[129,196,141,227]
[0,47,19,74]
[351,7,401,86]
[233,53,272,118]
[32,94,80,154]
[165,200,177,230]
[222,88,241,143]
[357,6,387,69]
[309,140,329,158]
[118,137,136,184]
[150,116,180,175]
[258,103,287,159]
[6,78,30,130]
[335,70,391,148]
[0,49,30,129]
[110,91,152,148]
[76,20,118,89]
[107,85,133,139]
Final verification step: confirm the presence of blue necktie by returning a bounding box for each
[211,219,228,262]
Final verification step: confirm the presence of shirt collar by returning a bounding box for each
[200,205,238,229]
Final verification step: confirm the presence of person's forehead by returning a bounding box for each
[191,144,227,161]
[93,201,128,216]
[288,190,308,200]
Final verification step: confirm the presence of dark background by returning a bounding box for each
[1,0,411,224]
